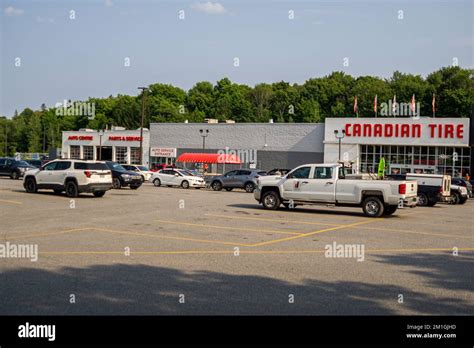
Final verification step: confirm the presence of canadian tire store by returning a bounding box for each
[324,117,471,177]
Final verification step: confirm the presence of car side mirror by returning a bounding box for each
[174,173,179,177]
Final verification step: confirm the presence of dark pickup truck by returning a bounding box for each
[386,173,451,207]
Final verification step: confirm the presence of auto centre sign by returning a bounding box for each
[324,117,470,146]
[150,147,177,158]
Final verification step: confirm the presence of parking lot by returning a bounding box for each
[0,177,473,315]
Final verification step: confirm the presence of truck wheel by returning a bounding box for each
[459,197,467,205]
[113,177,122,189]
[262,191,281,210]
[153,178,161,187]
[10,171,20,180]
[362,196,384,217]
[451,192,460,205]
[383,205,398,215]
[25,177,37,193]
[427,200,437,207]
[417,193,429,206]
[65,181,79,198]
[181,180,190,189]
[93,191,105,197]
[211,181,222,191]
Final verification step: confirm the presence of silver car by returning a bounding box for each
[209,169,266,192]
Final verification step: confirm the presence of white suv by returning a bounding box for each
[23,159,113,197]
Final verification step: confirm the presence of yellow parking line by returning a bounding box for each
[94,227,252,247]
[6,227,92,241]
[0,198,22,205]
[155,219,303,235]
[249,219,378,247]
[361,226,474,239]
[205,213,343,227]
[39,247,474,255]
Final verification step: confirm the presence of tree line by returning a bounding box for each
[0,66,472,156]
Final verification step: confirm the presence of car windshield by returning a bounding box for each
[137,166,149,171]
[177,170,191,176]
[111,162,126,171]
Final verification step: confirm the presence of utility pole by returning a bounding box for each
[138,87,148,165]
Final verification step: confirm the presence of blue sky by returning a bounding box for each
[1,0,472,117]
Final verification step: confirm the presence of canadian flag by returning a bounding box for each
[374,95,377,113]
[353,96,358,114]
[410,94,416,113]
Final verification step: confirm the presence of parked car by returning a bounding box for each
[255,163,418,217]
[150,168,205,189]
[24,159,43,168]
[23,159,113,197]
[386,173,451,207]
[209,169,267,193]
[450,183,469,205]
[122,164,154,182]
[151,163,174,172]
[451,177,472,198]
[0,157,36,179]
[105,161,142,189]
[266,168,291,176]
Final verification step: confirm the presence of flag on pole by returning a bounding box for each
[410,94,416,114]
[392,95,397,115]
[353,96,358,116]
[432,93,436,118]
[374,95,378,116]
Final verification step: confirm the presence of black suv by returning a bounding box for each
[0,157,36,179]
[105,161,142,189]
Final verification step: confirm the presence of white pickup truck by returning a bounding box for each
[254,163,418,217]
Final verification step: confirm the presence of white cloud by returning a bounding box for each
[105,0,113,7]
[191,2,227,15]
[4,6,24,16]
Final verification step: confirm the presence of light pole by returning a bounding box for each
[334,129,346,161]
[199,129,209,150]
[138,87,148,165]
[98,130,104,160]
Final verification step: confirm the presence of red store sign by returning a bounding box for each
[108,136,142,141]
[344,123,464,139]
[68,135,93,141]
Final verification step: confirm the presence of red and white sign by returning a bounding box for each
[325,117,469,146]
[67,135,93,141]
[108,136,142,142]
[150,147,177,158]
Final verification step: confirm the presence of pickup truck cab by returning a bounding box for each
[254,163,418,217]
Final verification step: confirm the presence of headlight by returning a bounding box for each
[20,167,27,172]
[121,174,130,179]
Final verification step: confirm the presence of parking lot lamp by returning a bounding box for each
[98,130,104,160]
[138,87,148,165]
[334,129,346,161]
[199,129,209,150]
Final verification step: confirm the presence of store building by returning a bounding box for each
[324,117,471,176]
[61,128,150,166]
[149,122,325,172]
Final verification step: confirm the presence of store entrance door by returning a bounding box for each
[97,146,112,161]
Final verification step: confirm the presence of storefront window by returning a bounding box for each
[83,146,94,160]
[70,145,80,159]
[130,147,141,164]
[116,146,128,164]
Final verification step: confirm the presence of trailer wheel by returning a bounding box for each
[362,196,384,217]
